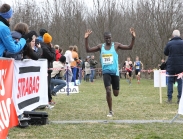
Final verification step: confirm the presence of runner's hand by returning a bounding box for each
[130,28,136,38]
[85,30,92,39]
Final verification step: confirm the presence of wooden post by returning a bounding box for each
[159,70,162,104]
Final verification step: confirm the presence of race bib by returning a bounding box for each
[102,54,113,65]
[136,66,140,69]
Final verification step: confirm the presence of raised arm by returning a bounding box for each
[117,28,136,50]
[85,30,101,53]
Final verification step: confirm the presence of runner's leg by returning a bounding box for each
[103,74,112,111]
[106,86,112,111]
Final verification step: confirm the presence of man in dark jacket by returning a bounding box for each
[164,30,183,104]
[41,33,55,105]
[90,55,98,82]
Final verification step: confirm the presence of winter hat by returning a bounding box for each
[43,33,52,43]
[24,31,38,43]
[39,29,47,36]
[59,56,66,63]
[11,31,22,39]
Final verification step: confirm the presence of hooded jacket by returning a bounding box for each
[164,37,183,74]
[40,42,55,73]
[0,15,26,56]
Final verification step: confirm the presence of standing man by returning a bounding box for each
[164,30,183,104]
[124,57,133,85]
[85,28,135,117]
[134,56,143,84]
[90,55,98,82]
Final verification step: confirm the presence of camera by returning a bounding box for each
[35,39,40,46]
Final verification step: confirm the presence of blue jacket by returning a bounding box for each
[0,20,26,57]
[164,37,183,74]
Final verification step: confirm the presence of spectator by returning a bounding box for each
[82,58,86,80]
[4,22,29,59]
[76,57,82,79]
[38,28,47,42]
[90,55,98,82]
[41,33,55,105]
[71,45,79,84]
[51,56,67,96]
[0,4,26,57]
[59,47,63,55]
[64,46,74,82]
[164,30,183,104]
[23,31,42,60]
[158,59,166,70]
[54,45,61,61]
[85,56,91,82]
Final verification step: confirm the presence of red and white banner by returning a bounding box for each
[0,58,18,139]
[12,59,48,116]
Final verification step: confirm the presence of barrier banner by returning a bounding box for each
[12,59,48,116]
[57,82,79,94]
[0,58,18,139]
[154,70,166,87]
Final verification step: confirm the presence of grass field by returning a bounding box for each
[9,78,183,139]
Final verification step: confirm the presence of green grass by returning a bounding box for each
[9,78,183,139]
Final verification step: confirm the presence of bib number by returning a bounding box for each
[102,54,113,65]
[136,66,140,69]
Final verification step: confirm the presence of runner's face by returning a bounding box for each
[104,34,112,45]
[136,58,139,61]
[127,58,130,61]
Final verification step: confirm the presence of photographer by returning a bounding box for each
[23,31,42,60]
[90,55,98,82]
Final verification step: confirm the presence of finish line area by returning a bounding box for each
[51,119,183,124]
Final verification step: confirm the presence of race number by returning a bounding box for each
[102,54,113,65]
[136,66,140,69]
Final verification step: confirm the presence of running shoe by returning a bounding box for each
[49,101,56,105]
[46,105,54,109]
[107,111,114,117]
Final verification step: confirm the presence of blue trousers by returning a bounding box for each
[71,67,77,83]
[167,76,182,100]
[50,78,66,93]
[90,68,95,82]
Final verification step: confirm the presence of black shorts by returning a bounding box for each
[103,74,120,90]
[135,69,140,75]
[127,71,132,77]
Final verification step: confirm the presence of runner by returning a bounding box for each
[84,28,136,117]
[124,57,133,85]
[134,56,143,84]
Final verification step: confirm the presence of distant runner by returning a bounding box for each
[124,57,133,85]
[134,56,143,84]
